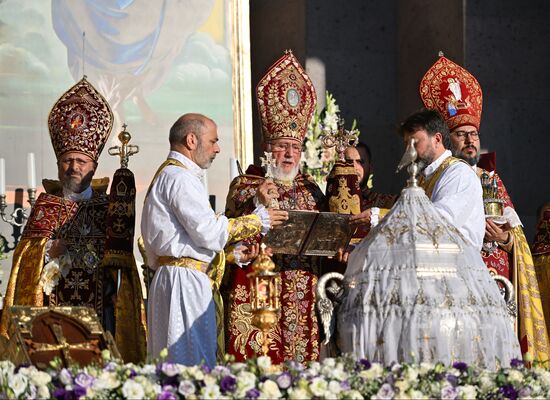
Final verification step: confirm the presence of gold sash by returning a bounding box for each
[417,156,463,198]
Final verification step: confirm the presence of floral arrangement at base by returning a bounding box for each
[1,351,549,399]
[302,92,359,192]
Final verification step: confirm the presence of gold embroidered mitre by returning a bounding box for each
[48,76,114,161]
[419,53,483,130]
[256,50,316,143]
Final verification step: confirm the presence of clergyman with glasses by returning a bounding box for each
[223,51,327,364]
[419,54,550,363]
[0,78,146,363]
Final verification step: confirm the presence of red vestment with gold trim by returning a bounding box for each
[224,165,326,363]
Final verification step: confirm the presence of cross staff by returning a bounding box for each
[108,123,139,169]
[321,118,359,161]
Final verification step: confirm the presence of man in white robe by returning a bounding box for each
[352,109,485,249]
[142,113,286,367]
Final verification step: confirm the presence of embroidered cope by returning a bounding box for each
[224,165,326,364]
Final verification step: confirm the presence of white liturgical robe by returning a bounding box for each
[142,151,266,367]
[422,150,485,249]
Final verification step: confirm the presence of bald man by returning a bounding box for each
[141,113,286,366]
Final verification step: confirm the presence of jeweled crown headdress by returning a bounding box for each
[48,76,113,161]
[256,50,316,143]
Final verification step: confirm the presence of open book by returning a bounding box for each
[262,210,355,257]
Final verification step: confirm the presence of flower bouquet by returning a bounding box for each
[1,351,549,399]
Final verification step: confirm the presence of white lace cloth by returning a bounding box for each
[337,185,521,370]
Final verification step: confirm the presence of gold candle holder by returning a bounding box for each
[247,244,280,357]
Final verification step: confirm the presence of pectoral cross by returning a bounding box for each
[260,151,277,178]
[108,123,139,169]
[321,118,359,161]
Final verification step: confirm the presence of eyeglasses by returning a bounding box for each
[271,143,303,153]
[59,158,93,166]
[453,130,480,140]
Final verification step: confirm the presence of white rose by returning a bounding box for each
[288,387,312,400]
[331,367,348,381]
[322,358,337,368]
[328,380,342,395]
[478,372,495,391]
[200,384,221,399]
[10,373,28,398]
[93,371,120,390]
[236,371,257,390]
[459,384,477,399]
[405,367,418,382]
[140,364,157,376]
[360,363,384,379]
[539,369,550,389]
[419,362,434,375]
[29,370,51,386]
[203,374,217,387]
[134,375,158,395]
[260,379,282,399]
[0,361,14,376]
[188,366,205,381]
[395,379,410,393]
[309,377,328,397]
[122,379,145,399]
[257,356,272,372]
[508,369,524,385]
[37,385,50,399]
[230,362,247,373]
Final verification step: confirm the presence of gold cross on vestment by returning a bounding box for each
[28,323,97,366]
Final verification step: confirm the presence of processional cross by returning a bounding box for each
[108,123,140,168]
[321,118,360,161]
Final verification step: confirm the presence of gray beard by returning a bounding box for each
[272,164,299,182]
[63,177,87,193]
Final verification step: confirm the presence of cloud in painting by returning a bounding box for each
[171,32,231,92]
[0,42,49,78]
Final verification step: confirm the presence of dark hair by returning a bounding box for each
[399,109,450,149]
[169,115,206,146]
[355,141,372,164]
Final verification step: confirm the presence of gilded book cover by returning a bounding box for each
[262,211,354,256]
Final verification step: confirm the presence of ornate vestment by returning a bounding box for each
[224,165,326,363]
[0,182,146,363]
[477,169,550,362]
[532,206,550,339]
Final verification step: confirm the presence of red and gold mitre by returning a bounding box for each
[256,50,316,143]
[419,53,483,130]
[48,76,113,161]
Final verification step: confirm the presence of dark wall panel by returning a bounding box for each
[466,0,550,238]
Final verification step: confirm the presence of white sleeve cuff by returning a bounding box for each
[371,207,381,227]
[253,204,271,235]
